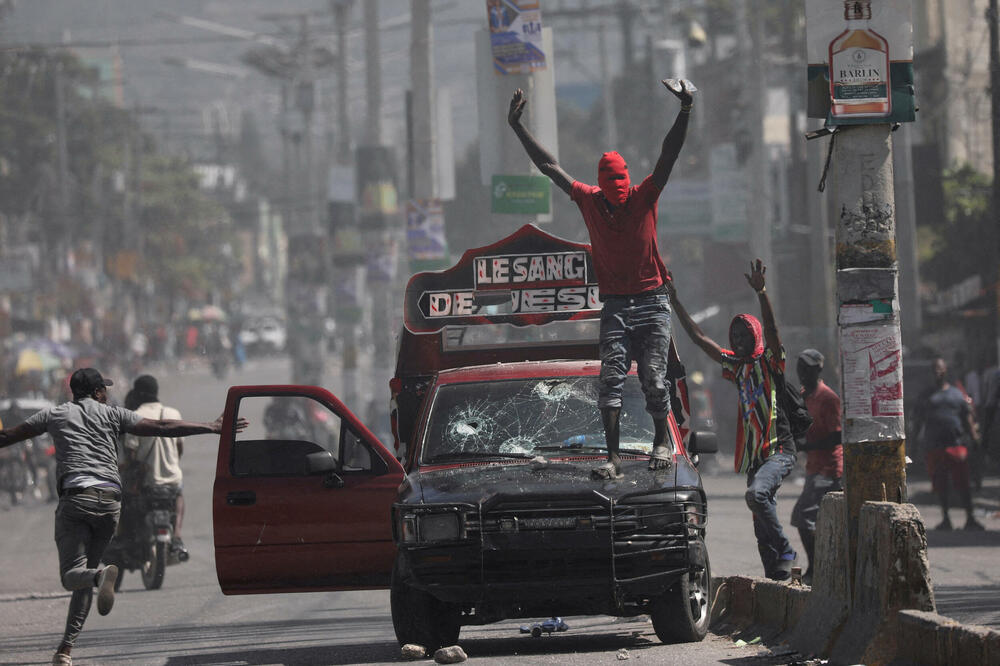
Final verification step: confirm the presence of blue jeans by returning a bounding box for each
[598,292,672,418]
[745,452,797,574]
[54,491,120,647]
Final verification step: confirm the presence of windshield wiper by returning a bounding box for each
[427,451,534,463]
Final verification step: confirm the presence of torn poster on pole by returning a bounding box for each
[840,323,903,419]
[486,0,546,74]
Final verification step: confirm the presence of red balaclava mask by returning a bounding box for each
[598,151,630,206]
[727,314,765,360]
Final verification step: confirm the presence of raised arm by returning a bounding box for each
[664,271,725,364]
[126,415,248,438]
[507,88,574,195]
[0,421,46,449]
[651,79,693,190]
[745,259,782,357]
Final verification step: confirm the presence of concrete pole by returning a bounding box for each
[363,0,381,146]
[892,124,921,346]
[832,123,907,587]
[410,0,436,200]
[989,0,1000,364]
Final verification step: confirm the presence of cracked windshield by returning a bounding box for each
[423,376,659,463]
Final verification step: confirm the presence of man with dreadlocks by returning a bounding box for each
[666,260,799,580]
[507,78,694,481]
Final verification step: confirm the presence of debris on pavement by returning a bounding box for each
[616,648,630,660]
[434,645,467,664]
[401,644,426,660]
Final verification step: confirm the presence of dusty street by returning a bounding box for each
[0,356,997,664]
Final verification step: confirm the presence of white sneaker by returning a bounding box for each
[96,565,118,615]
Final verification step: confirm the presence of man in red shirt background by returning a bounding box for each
[790,349,843,585]
[507,78,693,479]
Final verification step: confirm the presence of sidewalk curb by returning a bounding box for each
[712,494,1000,665]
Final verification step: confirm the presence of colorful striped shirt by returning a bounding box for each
[721,346,787,474]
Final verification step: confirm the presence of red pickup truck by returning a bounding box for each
[212,225,717,650]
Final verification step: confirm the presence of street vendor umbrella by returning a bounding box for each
[14,349,61,375]
[200,305,227,321]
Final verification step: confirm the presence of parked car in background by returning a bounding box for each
[239,317,287,355]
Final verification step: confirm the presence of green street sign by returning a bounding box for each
[491,174,550,215]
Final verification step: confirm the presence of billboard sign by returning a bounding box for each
[491,174,551,214]
[486,0,546,75]
[806,0,914,125]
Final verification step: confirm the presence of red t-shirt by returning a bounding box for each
[803,380,843,477]
[570,175,667,296]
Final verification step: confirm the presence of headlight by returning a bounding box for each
[639,505,677,530]
[419,513,461,542]
[398,510,463,543]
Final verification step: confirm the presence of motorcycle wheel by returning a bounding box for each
[141,538,166,590]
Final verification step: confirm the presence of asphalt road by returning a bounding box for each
[0,354,997,665]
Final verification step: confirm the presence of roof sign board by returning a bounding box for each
[404,224,601,333]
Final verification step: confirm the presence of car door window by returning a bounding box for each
[233,395,385,476]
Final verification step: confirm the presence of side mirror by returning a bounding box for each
[306,450,336,474]
[689,431,718,455]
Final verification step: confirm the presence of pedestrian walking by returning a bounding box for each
[666,260,799,580]
[507,77,693,479]
[0,368,247,666]
[789,349,842,585]
[914,357,984,531]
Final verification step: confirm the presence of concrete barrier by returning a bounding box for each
[829,502,934,665]
[787,492,851,656]
[894,610,1000,666]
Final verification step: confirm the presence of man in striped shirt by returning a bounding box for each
[666,260,799,580]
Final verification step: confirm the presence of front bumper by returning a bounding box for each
[394,490,707,611]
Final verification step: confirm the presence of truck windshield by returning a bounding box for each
[421,376,661,463]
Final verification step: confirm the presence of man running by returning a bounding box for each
[0,368,247,666]
[507,78,693,479]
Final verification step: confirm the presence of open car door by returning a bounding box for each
[213,385,404,594]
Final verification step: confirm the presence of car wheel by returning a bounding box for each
[390,560,460,650]
[650,545,711,644]
[530,626,542,638]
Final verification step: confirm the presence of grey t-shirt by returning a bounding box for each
[25,397,143,491]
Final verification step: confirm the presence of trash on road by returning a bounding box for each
[616,648,630,660]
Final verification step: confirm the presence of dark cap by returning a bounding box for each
[70,368,113,397]
[132,374,158,399]
[798,349,824,368]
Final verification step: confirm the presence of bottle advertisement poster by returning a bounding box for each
[805,0,914,125]
[840,324,904,418]
[486,0,546,75]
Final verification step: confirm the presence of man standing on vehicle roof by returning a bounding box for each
[666,261,799,581]
[507,78,693,480]
[0,367,248,666]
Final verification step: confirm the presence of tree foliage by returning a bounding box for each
[917,165,996,290]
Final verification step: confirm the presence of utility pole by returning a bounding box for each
[54,62,70,274]
[989,0,1000,364]
[833,124,907,583]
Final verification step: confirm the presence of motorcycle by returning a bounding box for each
[104,485,188,590]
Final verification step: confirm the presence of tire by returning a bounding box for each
[390,560,460,650]
[141,539,166,590]
[650,546,711,644]
[530,626,542,638]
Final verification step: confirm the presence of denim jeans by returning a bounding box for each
[791,473,842,533]
[598,292,672,418]
[745,452,797,574]
[54,491,120,647]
